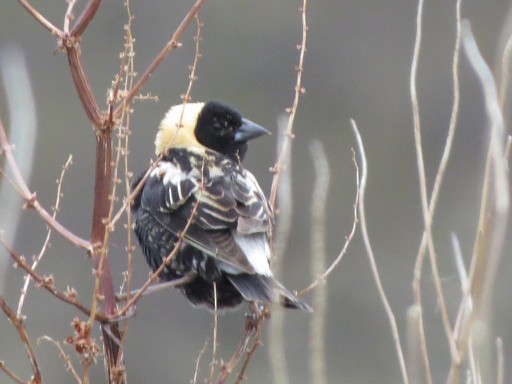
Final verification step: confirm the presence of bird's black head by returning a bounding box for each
[194,101,270,161]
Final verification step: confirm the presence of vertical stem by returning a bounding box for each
[90,130,124,383]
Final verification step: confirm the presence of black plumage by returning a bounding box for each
[132,101,311,311]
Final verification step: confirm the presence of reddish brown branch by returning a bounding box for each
[269,0,308,207]
[0,361,25,384]
[0,297,42,384]
[213,327,254,384]
[66,47,103,127]
[17,0,63,37]
[0,117,92,252]
[234,326,263,383]
[213,305,266,384]
[0,237,109,322]
[114,0,206,116]
[70,0,102,38]
[88,130,126,381]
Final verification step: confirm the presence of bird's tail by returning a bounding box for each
[227,274,312,312]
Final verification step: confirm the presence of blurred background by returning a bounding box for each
[1,1,512,383]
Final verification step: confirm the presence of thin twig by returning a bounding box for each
[115,0,207,116]
[308,140,329,384]
[64,0,76,34]
[38,335,82,384]
[110,9,203,232]
[298,148,359,296]
[192,339,209,384]
[209,282,219,382]
[17,155,73,318]
[269,0,308,207]
[212,326,254,384]
[447,21,511,383]
[450,233,478,383]
[17,0,64,37]
[234,325,263,384]
[0,237,108,322]
[0,361,25,384]
[0,297,42,384]
[410,0,460,365]
[351,120,409,384]
[411,1,463,382]
[0,117,92,252]
[118,0,137,348]
[181,13,202,105]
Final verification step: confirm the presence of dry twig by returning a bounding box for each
[410,0,459,367]
[17,155,73,318]
[38,335,82,384]
[0,117,91,253]
[269,0,308,207]
[0,297,42,383]
[351,119,409,384]
[0,361,25,384]
[0,237,108,322]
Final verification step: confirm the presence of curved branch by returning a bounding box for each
[17,0,63,38]
[70,0,102,38]
[114,0,207,116]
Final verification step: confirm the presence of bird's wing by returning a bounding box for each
[142,157,272,275]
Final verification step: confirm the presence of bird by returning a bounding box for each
[131,100,311,311]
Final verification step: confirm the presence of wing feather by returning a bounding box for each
[141,150,273,275]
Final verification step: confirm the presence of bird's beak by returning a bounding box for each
[234,118,271,143]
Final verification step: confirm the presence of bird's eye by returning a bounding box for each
[212,121,222,132]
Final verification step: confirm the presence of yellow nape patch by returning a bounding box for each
[155,102,206,155]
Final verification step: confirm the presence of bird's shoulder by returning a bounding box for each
[143,147,272,230]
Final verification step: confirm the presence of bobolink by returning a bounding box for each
[132,101,310,311]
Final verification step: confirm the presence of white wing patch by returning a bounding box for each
[151,161,199,208]
[229,232,272,276]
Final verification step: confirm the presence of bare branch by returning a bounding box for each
[234,325,263,384]
[0,361,25,384]
[38,336,83,384]
[447,20,510,383]
[351,119,409,384]
[0,117,92,252]
[65,46,103,126]
[298,147,359,296]
[70,0,101,38]
[115,0,207,115]
[17,0,63,37]
[0,297,42,383]
[209,283,219,382]
[64,0,76,35]
[17,154,73,318]
[212,308,265,384]
[410,0,459,365]
[0,237,109,322]
[192,339,209,384]
[269,0,308,207]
